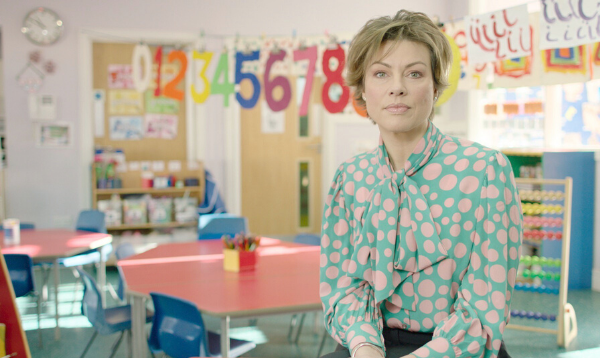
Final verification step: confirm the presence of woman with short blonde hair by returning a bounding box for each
[320,10,521,358]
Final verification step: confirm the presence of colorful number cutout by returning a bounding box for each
[154,46,163,97]
[191,50,214,104]
[163,50,187,101]
[321,45,350,113]
[235,50,261,109]
[211,52,235,107]
[132,44,152,93]
[293,46,317,117]
[264,50,292,112]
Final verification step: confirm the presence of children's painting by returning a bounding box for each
[109,116,144,140]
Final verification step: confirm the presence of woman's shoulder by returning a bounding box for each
[335,147,380,176]
[439,133,505,162]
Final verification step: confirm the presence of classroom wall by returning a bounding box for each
[0,0,468,228]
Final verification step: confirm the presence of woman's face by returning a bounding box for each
[363,40,436,137]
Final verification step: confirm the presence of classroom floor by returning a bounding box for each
[16,264,600,358]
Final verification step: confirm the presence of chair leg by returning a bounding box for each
[294,313,307,343]
[80,331,98,358]
[316,330,328,358]
[71,267,82,314]
[288,314,298,341]
[127,329,132,358]
[108,330,126,358]
[36,292,43,348]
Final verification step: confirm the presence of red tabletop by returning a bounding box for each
[119,239,321,318]
[0,229,113,261]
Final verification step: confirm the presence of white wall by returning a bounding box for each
[0,0,468,228]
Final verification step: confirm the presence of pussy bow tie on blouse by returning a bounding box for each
[349,122,449,310]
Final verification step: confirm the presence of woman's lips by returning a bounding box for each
[385,104,410,114]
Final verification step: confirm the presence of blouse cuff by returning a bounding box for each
[345,322,384,353]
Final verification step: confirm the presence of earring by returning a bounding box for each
[434,96,438,101]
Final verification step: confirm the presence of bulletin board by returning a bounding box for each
[92,42,187,161]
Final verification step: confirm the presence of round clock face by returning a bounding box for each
[21,7,64,45]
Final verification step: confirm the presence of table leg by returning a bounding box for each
[97,246,107,307]
[53,259,61,340]
[131,295,148,358]
[221,316,230,358]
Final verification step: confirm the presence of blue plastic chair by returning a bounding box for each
[197,169,227,215]
[288,233,327,356]
[197,213,248,240]
[0,222,36,230]
[57,210,112,312]
[148,292,255,358]
[4,254,42,347]
[77,268,153,358]
[114,242,136,302]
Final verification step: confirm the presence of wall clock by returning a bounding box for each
[21,7,64,46]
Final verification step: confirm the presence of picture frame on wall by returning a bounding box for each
[34,121,72,147]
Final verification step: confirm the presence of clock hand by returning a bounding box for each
[33,18,46,29]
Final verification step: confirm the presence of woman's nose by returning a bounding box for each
[389,78,406,96]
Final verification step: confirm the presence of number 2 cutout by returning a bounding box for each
[321,45,349,113]
[164,50,188,101]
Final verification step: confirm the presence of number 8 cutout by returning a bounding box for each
[321,45,350,114]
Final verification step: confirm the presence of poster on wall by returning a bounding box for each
[560,80,600,146]
[34,122,72,147]
[260,101,285,134]
[108,64,134,89]
[109,116,144,140]
[144,114,178,139]
[108,90,144,115]
[145,91,179,114]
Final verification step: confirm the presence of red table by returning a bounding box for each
[119,238,321,358]
[1,229,113,339]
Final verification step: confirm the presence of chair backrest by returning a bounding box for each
[115,243,136,301]
[114,242,135,261]
[75,210,107,233]
[76,268,105,329]
[197,213,247,240]
[149,292,209,358]
[293,233,321,246]
[0,222,35,230]
[4,254,35,297]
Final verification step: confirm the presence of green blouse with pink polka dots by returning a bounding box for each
[320,122,523,358]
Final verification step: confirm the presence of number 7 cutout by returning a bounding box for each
[293,46,317,117]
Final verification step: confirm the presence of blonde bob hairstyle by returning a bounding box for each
[346,10,453,120]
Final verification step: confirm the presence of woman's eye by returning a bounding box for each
[409,72,422,78]
[375,71,386,78]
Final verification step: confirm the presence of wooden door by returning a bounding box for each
[241,76,323,236]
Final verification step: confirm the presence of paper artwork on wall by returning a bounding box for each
[34,122,72,147]
[109,116,144,140]
[108,64,134,89]
[540,0,600,50]
[261,101,285,134]
[444,20,491,90]
[465,5,531,65]
[541,45,590,85]
[144,114,178,139]
[145,91,179,114]
[108,90,144,115]
[93,89,105,138]
[149,63,179,90]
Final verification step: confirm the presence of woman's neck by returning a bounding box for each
[381,121,429,171]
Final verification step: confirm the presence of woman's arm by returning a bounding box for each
[321,165,386,355]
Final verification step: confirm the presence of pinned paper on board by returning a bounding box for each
[108,90,143,115]
[108,64,134,89]
[109,116,144,140]
[261,100,285,134]
[140,161,151,171]
[144,114,178,139]
[152,161,165,172]
[128,161,140,171]
[168,160,182,172]
[93,89,105,138]
[145,91,179,114]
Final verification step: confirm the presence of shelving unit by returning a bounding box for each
[92,161,204,232]
[0,252,32,358]
[508,177,577,348]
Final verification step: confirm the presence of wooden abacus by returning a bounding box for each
[508,177,577,348]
